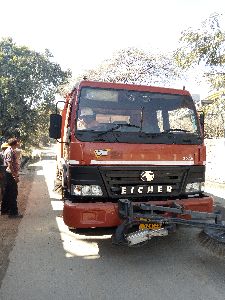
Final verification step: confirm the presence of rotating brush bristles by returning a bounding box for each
[198,229,225,257]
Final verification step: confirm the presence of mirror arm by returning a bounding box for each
[198,110,204,137]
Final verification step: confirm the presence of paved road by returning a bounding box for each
[1,159,225,300]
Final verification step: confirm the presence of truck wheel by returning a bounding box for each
[53,165,62,193]
[54,178,62,193]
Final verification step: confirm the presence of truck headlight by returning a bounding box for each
[185,182,204,193]
[71,185,103,196]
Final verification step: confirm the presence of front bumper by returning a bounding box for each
[63,196,214,228]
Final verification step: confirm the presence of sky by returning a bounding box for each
[0,0,225,98]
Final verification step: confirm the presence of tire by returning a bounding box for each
[54,178,62,193]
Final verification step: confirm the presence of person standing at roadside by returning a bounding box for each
[0,142,9,210]
[0,138,22,217]
[0,142,9,163]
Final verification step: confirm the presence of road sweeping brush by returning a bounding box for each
[112,199,225,256]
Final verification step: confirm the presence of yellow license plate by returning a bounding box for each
[139,218,162,230]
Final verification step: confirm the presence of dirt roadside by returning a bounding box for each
[0,164,35,288]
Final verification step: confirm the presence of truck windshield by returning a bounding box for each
[75,87,202,144]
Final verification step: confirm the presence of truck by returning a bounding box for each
[50,80,225,248]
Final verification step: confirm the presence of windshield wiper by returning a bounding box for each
[110,123,140,130]
[163,129,191,133]
[76,129,118,142]
[96,123,140,137]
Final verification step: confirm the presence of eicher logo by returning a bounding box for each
[140,171,154,182]
[94,149,111,158]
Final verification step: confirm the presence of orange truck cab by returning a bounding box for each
[50,80,213,230]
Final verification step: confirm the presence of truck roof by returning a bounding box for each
[74,80,191,96]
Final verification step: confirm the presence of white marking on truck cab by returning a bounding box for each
[69,160,80,165]
[90,160,194,165]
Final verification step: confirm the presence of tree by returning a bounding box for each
[174,13,225,90]
[174,13,225,138]
[78,47,182,86]
[203,98,225,138]
[0,37,71,149]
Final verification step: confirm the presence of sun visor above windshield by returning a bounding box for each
[81,88,118,102]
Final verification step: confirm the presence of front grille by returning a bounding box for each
[100,166,189,198]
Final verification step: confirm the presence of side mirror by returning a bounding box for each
[49,114,62,139]
[198,111,204,136]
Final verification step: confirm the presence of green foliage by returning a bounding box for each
[0,37,71,148]
[78,47,182,86]
[203,96,225,138]
[174,13,225,90]
[174,13,225,138]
